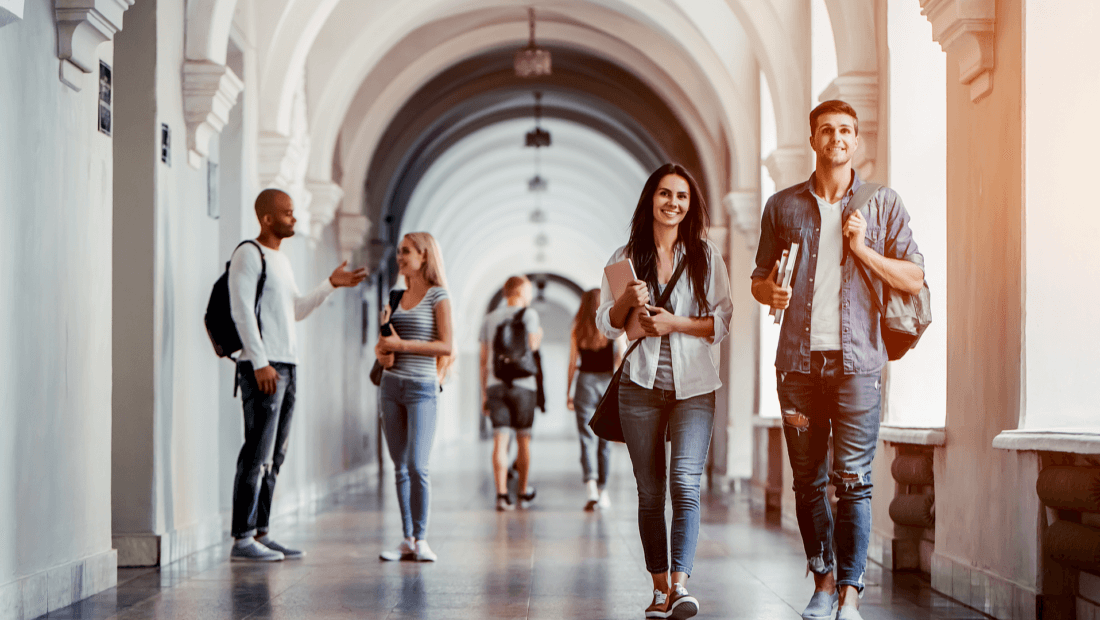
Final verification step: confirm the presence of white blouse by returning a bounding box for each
[596,240,734,400]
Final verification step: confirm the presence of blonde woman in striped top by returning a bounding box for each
[375,232,453,562]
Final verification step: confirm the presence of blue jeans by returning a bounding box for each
[573,371,612,485]
[777,351,882,592]
[619,379,714,576]
[232,361,296,539]
[380,373,438,540]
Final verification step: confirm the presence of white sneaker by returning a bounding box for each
[379,539,416,561]
[230,540,284,562]
[415,540,437,562]
[584,480,600,511]
[597,488,611,509]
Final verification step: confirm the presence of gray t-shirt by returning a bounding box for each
[480,305,541,391]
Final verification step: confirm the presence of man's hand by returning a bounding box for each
[254,365,278,395]
[753,261,792,309]
[639,305,679,337]
[566,396,575,411]
[329,261,368,288]
[844,210,868,255]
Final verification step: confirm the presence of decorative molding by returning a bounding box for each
[920,0,996,102]
[55,0,134,90]
[763,147,813,192]
[723,190,760,249]
[993,429,1100,455]
[0,0,24,28]
[182,61,243,169]
[707,225,730,258]
[820,73,879,180]
[306,180,343,241]
[336,213,370,263]
[0,548,116,618]
[880,425,946,446]
[258,131,307,190]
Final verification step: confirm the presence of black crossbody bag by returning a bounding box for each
[369,289,405,386]
[588,258,687,443]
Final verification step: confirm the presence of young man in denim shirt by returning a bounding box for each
[751,100,925,620]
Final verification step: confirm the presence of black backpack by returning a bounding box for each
[205,240,266,359]
[492,307,538,386]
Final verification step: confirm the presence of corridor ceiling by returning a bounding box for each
[185,0,880,340]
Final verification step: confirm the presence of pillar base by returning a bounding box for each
[0,549,116,619]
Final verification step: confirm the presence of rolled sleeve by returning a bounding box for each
[884,192,925,271]
[751,195,782,280]
[706,242,733,346]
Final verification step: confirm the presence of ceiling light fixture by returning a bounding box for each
[514,8,551,78]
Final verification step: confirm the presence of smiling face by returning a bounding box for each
[396,236,426,278]
[651,174,691,231]
[810,112,859,169]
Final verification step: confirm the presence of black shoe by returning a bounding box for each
[519,487,537,509]
[496,493,515,511]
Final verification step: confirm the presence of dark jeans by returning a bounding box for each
[619,379,714,576]
[777,351,881,592]
[232,361,296,539]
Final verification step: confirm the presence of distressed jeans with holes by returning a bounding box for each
[777,351,881,592]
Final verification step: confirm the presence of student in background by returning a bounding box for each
[566,288,620,511]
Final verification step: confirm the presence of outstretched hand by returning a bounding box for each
[329,261,368,288]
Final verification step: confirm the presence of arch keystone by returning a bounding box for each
[920,0,995,102]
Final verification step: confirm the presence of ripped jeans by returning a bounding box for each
[777,351,881,592]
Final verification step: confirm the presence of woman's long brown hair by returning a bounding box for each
[571,289,609,351]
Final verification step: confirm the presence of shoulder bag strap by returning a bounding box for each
[236,240,267,336]
[843,183,887,314]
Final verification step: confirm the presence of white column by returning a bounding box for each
[920,0,996,102]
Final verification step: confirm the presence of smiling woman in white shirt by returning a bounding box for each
[595,163,733,620]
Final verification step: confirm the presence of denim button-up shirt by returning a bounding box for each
[752,172,924,375]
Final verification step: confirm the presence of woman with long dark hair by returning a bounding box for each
[375,232,453,563]
[566,289,621,511]
[595,163,733,619]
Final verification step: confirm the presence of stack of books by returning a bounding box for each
[769,242,799,325]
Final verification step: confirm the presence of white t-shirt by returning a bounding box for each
[810,193,843,351]
[228,242,335,368]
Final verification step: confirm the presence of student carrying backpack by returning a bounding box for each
[492,307,538,386]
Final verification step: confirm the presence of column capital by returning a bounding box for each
[306,179,344,242]
[336,213,371,263]
[182,61,243,168]
[723,190,761,250]
[763,147,814,192]
[920,0,996,102]
[820,72,879,180]
[55,0,134,90]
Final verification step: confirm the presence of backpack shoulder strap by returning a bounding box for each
[845,184,887,313]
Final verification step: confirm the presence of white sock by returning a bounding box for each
[234,538,253,549]
[256,533,272,544]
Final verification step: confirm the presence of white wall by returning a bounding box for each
[1022,1,1100,430]
[0,0,116,609]
[884,0,946,428]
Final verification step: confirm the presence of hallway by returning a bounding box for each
[47,438,988,620]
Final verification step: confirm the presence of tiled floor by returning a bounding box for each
[43,438,991,619]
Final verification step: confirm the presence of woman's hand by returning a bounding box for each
[375,342,395,368]
[639,305,679,337]
[566,396,575,411]
[378,328,404,354]
[616,280,649,310]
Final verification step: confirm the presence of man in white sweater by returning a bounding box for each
[228,188,366,561]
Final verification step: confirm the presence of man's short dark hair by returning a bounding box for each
[810,100,859,136]
[254,188,291,218]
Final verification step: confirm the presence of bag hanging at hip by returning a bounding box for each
[847,182,933,361]
[370,289,405,386]
[588,258,688,443]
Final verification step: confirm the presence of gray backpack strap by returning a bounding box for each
[841,182,882,266]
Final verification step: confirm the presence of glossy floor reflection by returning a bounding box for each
[44,437,990,619]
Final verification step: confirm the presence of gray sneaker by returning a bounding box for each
[230,540,284,562]
[258,537,304,559]
[802,591,839,620]
[835,606,863,620]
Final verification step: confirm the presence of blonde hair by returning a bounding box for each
[402,232,454,381]
[571,289,609,351]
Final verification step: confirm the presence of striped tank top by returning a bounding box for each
[387,287,449,380]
